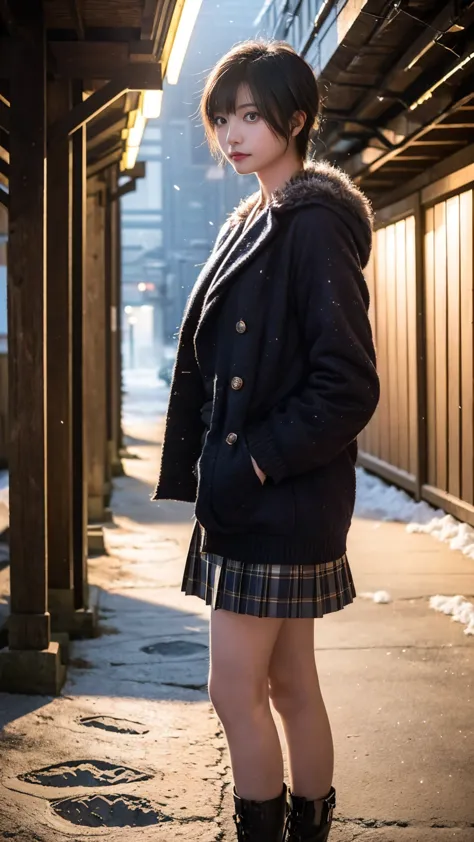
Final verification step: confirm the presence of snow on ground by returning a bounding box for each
[359,590,393,604]
[429,595,474,636]
[354,466,474,559]
[355,467,474,634]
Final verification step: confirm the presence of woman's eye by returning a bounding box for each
[214,116,226,127]
[244,111,259,122]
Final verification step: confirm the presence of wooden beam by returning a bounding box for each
[355,94,474,183]
[141,0,161,40]
[49,41,131,78]
[68,0,85,39]
[7,0,49,652]
[49,63,162,143]
[71,81,88,609]
[114,177,124,453]
[0,128,9,153]
[105,166,123,474]
[87,147,122,179]
[0,0,14,33]
[139,0,172,56]
[85,185,107,523]
[0,37,13,77]
[108,161,147,202]
[87,115,126,152]
[112,178,137,200]
[46,78,75,615]
[0,98,9,133]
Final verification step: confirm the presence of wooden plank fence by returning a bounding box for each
[359,172,474,526]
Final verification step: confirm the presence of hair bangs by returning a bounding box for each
[205,62,249,124]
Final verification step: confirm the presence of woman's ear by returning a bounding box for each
[291,110,307,137]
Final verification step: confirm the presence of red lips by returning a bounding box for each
[230,153,250,161]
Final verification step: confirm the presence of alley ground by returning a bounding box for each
[0,369,473,841]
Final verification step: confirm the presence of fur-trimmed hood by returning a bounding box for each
[228,160,374,268]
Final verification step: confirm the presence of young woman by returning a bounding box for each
[153,40,379,842]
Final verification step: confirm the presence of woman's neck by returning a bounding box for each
[257,154,304,206]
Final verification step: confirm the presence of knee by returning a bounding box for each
[209,673,267,723]
[268,674,318,717]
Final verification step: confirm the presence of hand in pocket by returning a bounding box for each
[251,454,266,485]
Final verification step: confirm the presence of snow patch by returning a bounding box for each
[359,590,392,604]
[355,467,474,562]
[429,594,474,636]
[355,467,442,525]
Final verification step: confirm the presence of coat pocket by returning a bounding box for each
[210,437,295,535]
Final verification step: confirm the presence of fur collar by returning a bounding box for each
[228,160,373,263]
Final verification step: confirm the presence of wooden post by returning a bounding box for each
[46,78,74,620]
[103,174,113,501]
[115,187,125,455]
[106,166,124,476]
[0,1,65,695]
[85,180,108,525]
[46,79,95,637]
[71,83,92,601]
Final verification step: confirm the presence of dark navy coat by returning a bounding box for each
[152,162,380,565]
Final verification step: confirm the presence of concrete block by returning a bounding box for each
[0,641,66,695]
[111,458,125,477]
[51,606,97,639]
[49,631,70,663]
[48,587,75,615]
[87,524,105,553]
[88,495,105,524]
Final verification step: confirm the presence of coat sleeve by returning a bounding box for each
[246,206,380,483]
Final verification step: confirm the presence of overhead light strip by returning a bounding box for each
[166,0,203,85]
[120,0,203,170]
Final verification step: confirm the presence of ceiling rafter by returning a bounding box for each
[68,0,85,39]
[0,0,14,33]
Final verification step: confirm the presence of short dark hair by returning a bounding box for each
[201,39,320,161]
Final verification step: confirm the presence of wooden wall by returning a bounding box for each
[360,217,418,484]
[359,178,474,524]
[425,190,473,504]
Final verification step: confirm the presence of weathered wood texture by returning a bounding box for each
[85,185,107,522]
[359,216,418,482]
[7,1,49,651]
[105,166,121,468]
[46,77,74,591]
[359,184,474,524]
[43,0,144,28]
[115,186,124,453]
[72,110,88,608]
[424,190,474,503]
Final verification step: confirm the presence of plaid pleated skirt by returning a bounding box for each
[181,520,357,618]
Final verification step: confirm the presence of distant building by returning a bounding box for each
[121,0,262,366]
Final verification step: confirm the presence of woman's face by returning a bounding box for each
[213,84,292,175]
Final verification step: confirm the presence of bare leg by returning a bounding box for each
[269,618,334,806]
[208,608,286,802]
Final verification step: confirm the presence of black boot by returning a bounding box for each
[232,782,288,841]
[283,786,336,842]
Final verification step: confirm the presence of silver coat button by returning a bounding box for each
[226,432,238,445]
[236,320,247,333]
[231,376,244,390]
